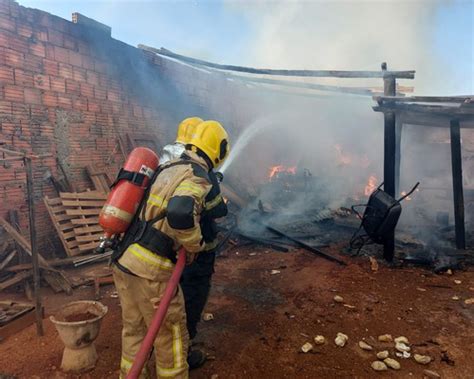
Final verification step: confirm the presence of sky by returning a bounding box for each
[20,0,473,94]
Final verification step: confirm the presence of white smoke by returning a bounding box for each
[225,0,472,94]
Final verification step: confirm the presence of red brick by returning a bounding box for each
[16,22,33,38]
[50,76,65,93]
[43,59,58,76]
[0,30,9,47]
[80,82,94,98]
[42,91,58,107]
[63,35,77,50]
[107,89,120,102]
[29,41,45,57]
[8,35,28,53]
[81,54,94,70]
[57,94,72,109]
[34,74,50,90]
[86,70,99,86]
[0,1,10,15]
[0,65,13,83]
[65,78,79,94]
[77,41,90,56]
[94,86,106,100]
[94,60,107,73]
[24,87,42,105]
[87,99,100,112]
[34,28,48,42]
[14,68,33,86]
[54,45,69,63]
[44,44,54,60]
[0,100,12,113]
[4,48,23,67]
[4,84,24,102]
[69,50,82,67]
[132,105,143,118]
[73,66,86,82]
[23,54,42,72]
[73,96,87,111]
[58,63,73,79]
[47,29,64,46]
[0,14,15,32]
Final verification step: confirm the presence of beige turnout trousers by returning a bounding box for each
[113,265,189,379]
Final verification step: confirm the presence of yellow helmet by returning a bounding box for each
[176,117,203,144]
[188,120,230,168]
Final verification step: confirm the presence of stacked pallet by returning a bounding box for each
[44,192,107,256]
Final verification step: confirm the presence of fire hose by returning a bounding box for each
[126,248,187,379]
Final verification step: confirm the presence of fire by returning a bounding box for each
[268,165,297,180]
[334,144,352,166]
[400,191,411,201]
[334,144,370,168]
[364,175,377,196]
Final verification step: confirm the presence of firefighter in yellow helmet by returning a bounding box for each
[160,117,203,164]
[112,119,229,379]
[180,121,229,368]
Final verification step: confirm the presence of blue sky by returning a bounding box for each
[20,1,473,94]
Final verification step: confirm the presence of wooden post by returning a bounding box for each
[449,120,466,249]
[382,62,397,261]
[395,118,403,195]
[25,157,43,336]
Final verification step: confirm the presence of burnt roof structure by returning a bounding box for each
[373,95,474,256]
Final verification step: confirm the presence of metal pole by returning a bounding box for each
[25,157,44,336]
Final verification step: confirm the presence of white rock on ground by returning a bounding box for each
[314,335,326,345]
[376,351,389,359]
[465,298,474,305]
[371,361,388,371]
[414,354,432,365]
[335,332,348,347]
[423,369,441,378]
[384,358,401,370]
[202,313,214,321]
[358,341,373,351]
[394,336,409,344]
[333,295,344,303]
[378,334,393,342]
[395,342,411,352]
[301,342,313,353]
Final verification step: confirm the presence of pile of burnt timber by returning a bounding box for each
[228,206,354,266]
[0,217,72,295]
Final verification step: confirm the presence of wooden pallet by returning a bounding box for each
[44,196,81,257]
[86,164,113,193]
[60,192,107,252]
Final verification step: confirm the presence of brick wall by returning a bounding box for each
[0,0,202,255]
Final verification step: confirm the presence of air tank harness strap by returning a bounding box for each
[110,168,147,189]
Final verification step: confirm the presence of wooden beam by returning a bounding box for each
[450,120,466,249]
[383,69,397,262]
[0,271,32,291]
[374,95,473,103]
[25,157,43,336]
[139,45,416,79]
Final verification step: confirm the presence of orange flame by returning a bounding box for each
[268,165,297,180]
[334,144,352,166]
[364,175,377,196]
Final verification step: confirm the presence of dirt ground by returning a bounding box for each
[0,244,473,379]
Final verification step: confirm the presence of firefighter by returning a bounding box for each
[160,116,228,368]
[160,117,203,164]
[112,120,230,379]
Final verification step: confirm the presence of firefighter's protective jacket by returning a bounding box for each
[118,151,212,282]
[201,170,227,251]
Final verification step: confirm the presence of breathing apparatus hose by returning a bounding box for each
[126,248,187,379]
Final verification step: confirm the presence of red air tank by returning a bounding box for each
[99,147,159,244]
